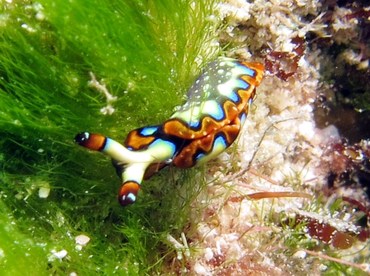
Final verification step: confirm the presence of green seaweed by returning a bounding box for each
[0,0,219,274]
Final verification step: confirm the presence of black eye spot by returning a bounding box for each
[74,132,89,143]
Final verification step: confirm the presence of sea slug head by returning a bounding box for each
[74,132,107,151]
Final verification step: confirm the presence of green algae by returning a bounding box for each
[0,0,219,274]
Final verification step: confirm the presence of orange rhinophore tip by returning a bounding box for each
[74,132,107,151]
[118,181,141,206]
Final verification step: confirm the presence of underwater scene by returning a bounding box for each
[0,0,369,275]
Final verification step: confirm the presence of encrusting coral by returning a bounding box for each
[171,0,370,274]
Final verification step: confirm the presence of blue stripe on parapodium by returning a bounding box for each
[195,152,205,162]
[213,135,227,149]
[148,138,177,155]
[239,112,247,125]
[188,120,200,128]
[195,135,227,162]
[235,62,256,77]
[235,79,250,91]
[208,102,224,121]
[140,126,159,136]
